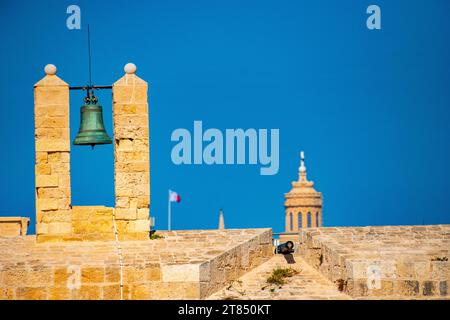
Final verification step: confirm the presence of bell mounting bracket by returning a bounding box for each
[69,85,112,105]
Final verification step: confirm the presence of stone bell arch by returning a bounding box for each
[34,63,150,242]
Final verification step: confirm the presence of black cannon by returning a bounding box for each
[276,241,294,254]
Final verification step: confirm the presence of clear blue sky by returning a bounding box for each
[0,0,449,234]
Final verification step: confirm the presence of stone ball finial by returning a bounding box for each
[124,63,137,74]
[44,64,57,75]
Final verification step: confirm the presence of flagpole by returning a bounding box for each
[168,190,171,231]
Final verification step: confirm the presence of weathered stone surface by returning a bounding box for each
[81,267,105,284]
[208,254,350,300]
[35,105,71,117]
[48,222,71,234]
[71,206,115,240]
[35,175,59,188]
[48,287,71,300]
[15,287,48,300]
[0,217,29,238]
[0,228,272,300]
[35,163,51,175]
[113,72,150,238]
[35,117,69,129]
[115,208,137,220]
[34,74,72,242]
[297,225,450,299]
[36,198,59,211]
[161,264,201,282]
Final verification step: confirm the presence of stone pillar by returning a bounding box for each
[34,64,72,242]
[302,211,307,229]
[311,211,317,228]
[113,63,150,240]
[293,212,299,231]
[285,211,290,232]
[319,211,323,227]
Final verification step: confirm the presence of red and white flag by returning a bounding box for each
[168,190,180,231]
[169,190,181,203]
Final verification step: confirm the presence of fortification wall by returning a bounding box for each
[0,228,272,300]
[298,225,450,298]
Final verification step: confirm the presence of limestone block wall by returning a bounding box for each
[34,72,72,242]
[298,225,450,298]
[0,218,29,238]
[112,68,150,240]
[201,229,273,298]
[71,206,115,241]
[0,229,272,300]
[71,206,141,241]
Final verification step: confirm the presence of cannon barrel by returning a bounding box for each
[276,241,294,254]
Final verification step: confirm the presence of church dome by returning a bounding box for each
[284,151,323,231]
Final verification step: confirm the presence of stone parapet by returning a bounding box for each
[0,228,272,299]
[298,225,450,299]
[208,254,351,300]
[35,206,150,243]
[0,218,29,238]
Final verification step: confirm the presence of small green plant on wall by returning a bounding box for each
[262,267,299,291]
[150,232,164,240]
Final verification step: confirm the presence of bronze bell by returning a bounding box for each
[73,92,112,148]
